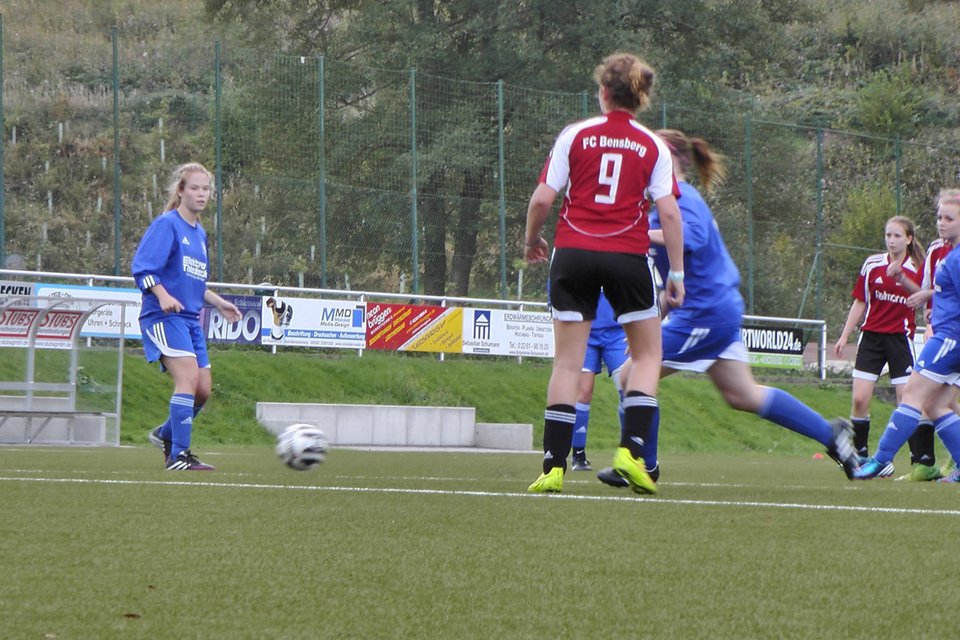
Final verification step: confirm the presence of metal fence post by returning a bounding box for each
[895,135,902,214]
[744,111,754,313]
[111,27,121,276]
[318,55,327,288]
[497,80,507,298]
[815,121,825,320]
[0,13,5,268]
[214,41,224,281]
[409,68,419,295]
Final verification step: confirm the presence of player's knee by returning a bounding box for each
[724,391,755,412]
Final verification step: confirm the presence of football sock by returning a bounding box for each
[908,420,936,466]
[168,393,196,460]
[639,405,660,471]
[934,413,960,463]
[621,391,657,459]
[572,402,590,451]
[851,417,870,457]
[757,388,832,446]
[542,404,575,473]
[158,418,171,441]
[159,400,205,442]
[617,390,625,433]
[874,404,922,465]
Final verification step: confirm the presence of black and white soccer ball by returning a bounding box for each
[275,423,329,471]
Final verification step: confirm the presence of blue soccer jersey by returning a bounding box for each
[930,247,960,339]
[593,290,620,331]
[132,210,210,321]
[649,181,744,327]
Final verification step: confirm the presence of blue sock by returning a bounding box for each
[572,402,590,450]
[934,413,960,462]
[639,405,659,470]
[757,388,832,446]
[160,400,204,441]
[158,418,171,440]
[168,393,195,460]
[874,404,922,465]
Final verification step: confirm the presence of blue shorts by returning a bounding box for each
[661,322,747,373]
[141,315,210,369]
[583,326,628,376]
[914,334,960,385]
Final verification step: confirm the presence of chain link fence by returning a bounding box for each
[2,28,960,333]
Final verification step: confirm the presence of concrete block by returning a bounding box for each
[255,402,534,450]
[475,422,533,450]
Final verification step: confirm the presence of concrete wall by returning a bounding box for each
[257,402,532,451]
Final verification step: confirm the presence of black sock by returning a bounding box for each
[620,391,657,459]
[851,417,870,457]
[542,404,575,473]
[908,421,936,466]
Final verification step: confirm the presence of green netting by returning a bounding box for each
[3,35,960,332]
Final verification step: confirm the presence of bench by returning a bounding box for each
[0,294,133,447]
[0,410,108,445]
[256,402,533,451]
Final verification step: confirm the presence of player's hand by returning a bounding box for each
[220,300,242,323]
[886,262,903,280]
[833,336,847,358]
[664,279,684,308]
[158,292,184,314]
[907,289,933,308]
[523,237,548,264]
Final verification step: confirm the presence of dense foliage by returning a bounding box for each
[3,0,960,331]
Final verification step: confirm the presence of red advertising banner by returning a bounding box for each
[366,302,455,351]
[0,307,86,348]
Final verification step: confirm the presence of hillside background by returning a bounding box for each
[2,0,959,332]
[120,348,899,456]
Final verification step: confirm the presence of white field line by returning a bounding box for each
[1,474,959,517]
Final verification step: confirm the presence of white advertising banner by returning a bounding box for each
[0,281,35,302]
[260,296,366,349]
[34,283,142,339]
[462,308,554,358]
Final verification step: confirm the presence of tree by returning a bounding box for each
[206,0,795,296]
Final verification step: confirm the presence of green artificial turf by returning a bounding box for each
[1,445,956,639]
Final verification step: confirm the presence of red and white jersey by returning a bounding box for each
[922,238,953,335]
[538,110,679,255]
[852,252,921,336]
[921,238,954,304]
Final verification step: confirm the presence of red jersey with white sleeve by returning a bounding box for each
[921,238,953,334]
[921,238,954,304]
[538,110,679,255]
[852,252,921,336]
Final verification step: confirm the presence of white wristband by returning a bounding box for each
[668,270,684,282]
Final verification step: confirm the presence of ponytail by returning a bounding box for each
[656,129,727,194]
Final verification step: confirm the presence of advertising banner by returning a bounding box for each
[34,283,142,339]
[0,306,86,349]
[261,296,366,348]
[203,294,262,344]
[740,324,805,368]
[366,302,463,352]
[462,308,554,358]
[0,281,35,302]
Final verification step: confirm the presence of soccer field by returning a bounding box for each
[1,445,956,639]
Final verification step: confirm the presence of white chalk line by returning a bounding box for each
[1,474,958,517]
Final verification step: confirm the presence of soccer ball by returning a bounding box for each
[275,423,329,471]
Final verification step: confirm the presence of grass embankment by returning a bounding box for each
[117,348,897,455]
